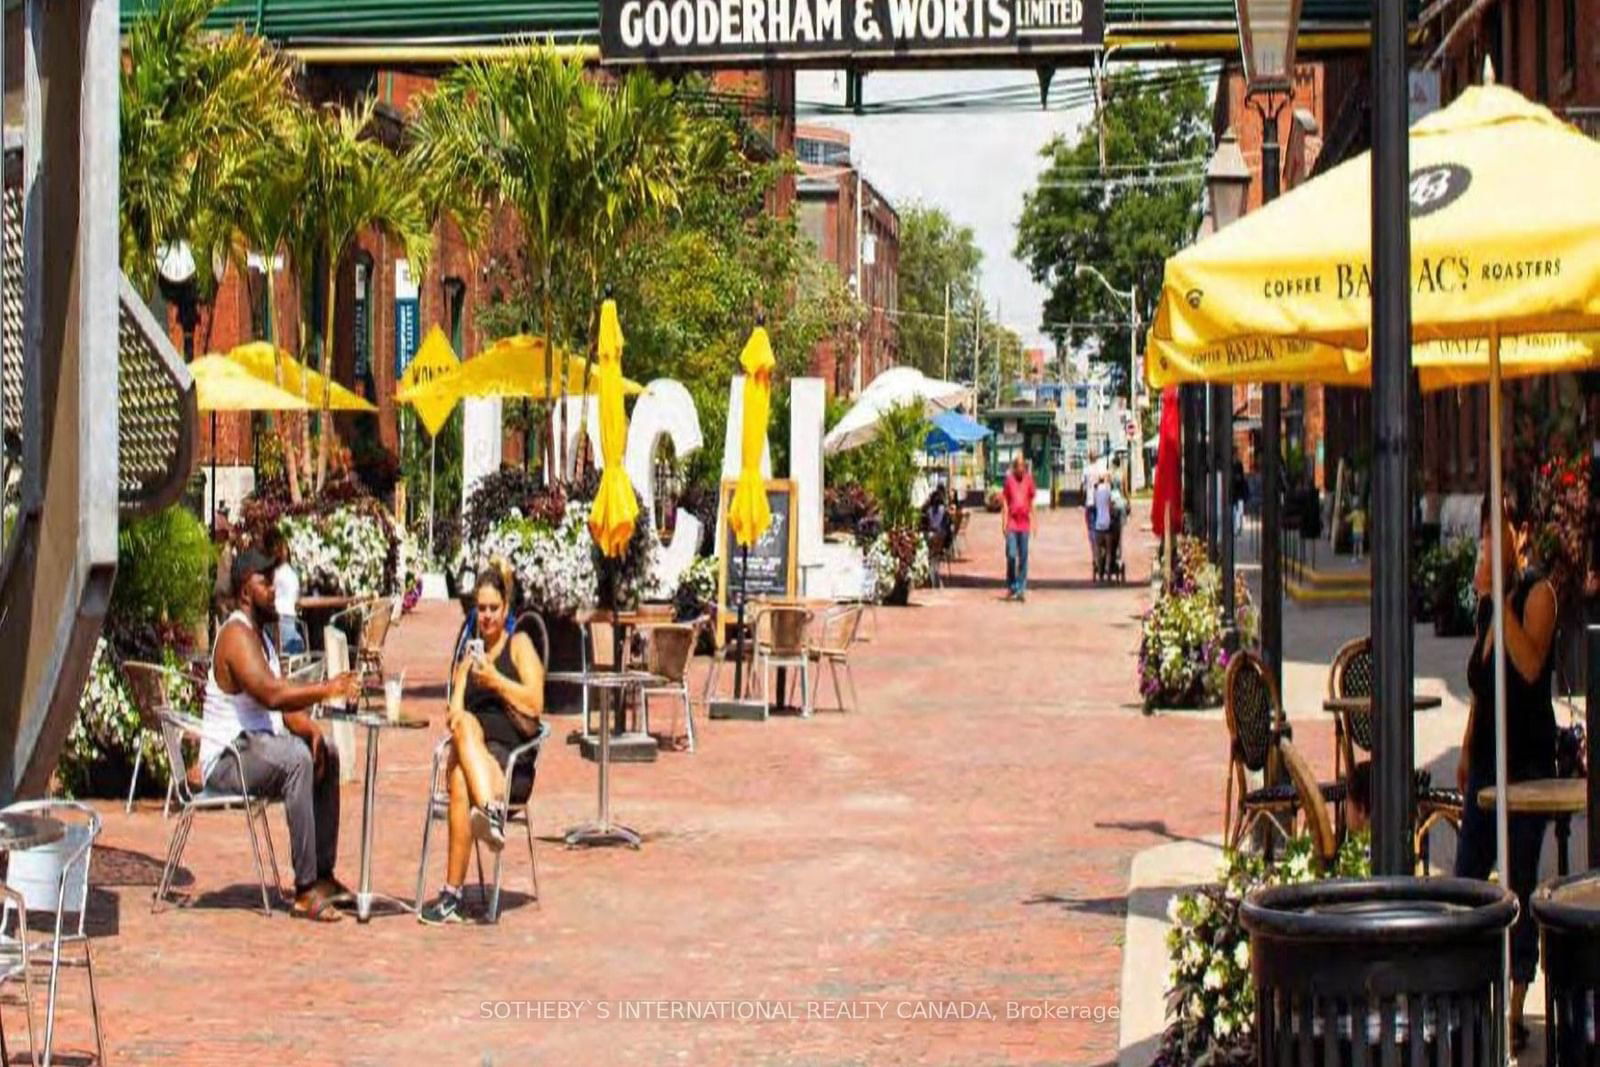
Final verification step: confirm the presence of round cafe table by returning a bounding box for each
[316,708,429,921]
[1477,778,1587,877]
[548,669,662,849]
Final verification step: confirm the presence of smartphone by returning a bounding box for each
[465,638,486,665]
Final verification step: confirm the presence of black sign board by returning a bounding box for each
[600,0,1104,65]
[717,478,798,625]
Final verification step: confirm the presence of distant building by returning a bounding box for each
[1025,346,1048,382]
[795,124,900,397]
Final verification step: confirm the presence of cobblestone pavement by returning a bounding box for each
[57,503,1334,1066]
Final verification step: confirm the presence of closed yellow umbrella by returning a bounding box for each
[587,300,638,559]
[398,326,463,437]
[226,341,378,413]
[728,326,776,547]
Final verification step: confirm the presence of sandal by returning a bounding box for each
[292,891,344,923]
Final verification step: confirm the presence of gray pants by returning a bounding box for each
[206,732,340,892]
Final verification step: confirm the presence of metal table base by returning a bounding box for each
[548,670,660,851]
[324,714,425,921]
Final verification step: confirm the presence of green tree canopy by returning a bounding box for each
[896,203,982,377]
[1014,65,1211,391]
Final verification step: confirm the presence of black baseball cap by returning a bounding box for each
[231,547,276,596]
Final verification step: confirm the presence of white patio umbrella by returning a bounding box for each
[822,367,968,455]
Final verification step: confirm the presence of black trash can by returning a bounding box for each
[1532,871,1600,1065]
[1241,877,1517,1065]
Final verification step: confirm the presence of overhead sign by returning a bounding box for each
[601,0,1105,65]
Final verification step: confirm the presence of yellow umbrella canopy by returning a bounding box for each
[1153,85,1600,352]
[587,300,639,559]
[728,326,777,548]
[226,341,378,413]
[398,326,464,437]
[395,334,644,409]
[191,355,312,412]
[1145,331,1600,391]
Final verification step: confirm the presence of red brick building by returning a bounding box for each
[794,124,901,397]
[182,63,796,472]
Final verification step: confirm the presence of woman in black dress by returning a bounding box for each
[420,568,544,924]
[1454,497,1558,1049]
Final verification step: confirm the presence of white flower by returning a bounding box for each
[1234,940,1250,969]
[1166,896,1183,923]
[1215,1013,1234,1038]
[1202,966,1224,991]
[1187,999,1206,1022]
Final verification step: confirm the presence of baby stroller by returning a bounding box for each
[1092,496,1128,584]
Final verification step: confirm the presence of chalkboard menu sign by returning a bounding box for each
[717,478,798,623]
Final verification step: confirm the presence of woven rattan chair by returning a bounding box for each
[754,605,814,716]
[1329,637,1460,868]
[120,661,191,816]
[806,604,865,713]
[1225,652,1346,854]
[1279,739,1340,873]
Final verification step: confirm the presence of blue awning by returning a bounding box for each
[925,410,992,455]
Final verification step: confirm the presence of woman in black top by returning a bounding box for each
[420,568,544,925]
[1454,497,1557,1049]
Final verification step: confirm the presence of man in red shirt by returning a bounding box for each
[1002,455,1037,601]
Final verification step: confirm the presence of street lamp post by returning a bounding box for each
[1205,132,1252,646]
[1073,264,1141,495]
[1234,0,1303,696]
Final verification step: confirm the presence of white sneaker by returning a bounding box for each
[470,806,506,852]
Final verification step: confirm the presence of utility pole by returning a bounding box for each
[942,282,951,382]
[971,291,982,413]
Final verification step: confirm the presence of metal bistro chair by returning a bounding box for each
[0,800,104,1067]
[701,607,764,705]
[754,605,814,716]
[805,603,865,713]
[641,621,703,751]
[120,660,196,817]
[1224,652,1346,854]
[355,597,399,697]
[414,611,550,924]
[152,711,285,916]
[0,880,41,1067]
[414,721,550,924]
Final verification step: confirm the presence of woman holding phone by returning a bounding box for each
[419,567,545,925]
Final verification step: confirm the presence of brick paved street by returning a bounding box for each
[60,504,1328,1066]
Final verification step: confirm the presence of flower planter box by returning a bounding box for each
[882,577,910,606]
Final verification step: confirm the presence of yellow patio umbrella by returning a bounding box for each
[226,341,378,413]
[190,355,310,526]
[724,324,777,702]
[587,300,638,559]
[396,326,464,559]
[1152,86,1600,351]
[395,334,644,408]
[398,326,463,437]
[1145,331,1600,391]
[1149,83,1600,969]
[728,326,776,548]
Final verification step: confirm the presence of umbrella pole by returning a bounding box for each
[732,546,750,699]
[427,435,437,561]
[210,411,218,531]
[1488,324,1512,1055]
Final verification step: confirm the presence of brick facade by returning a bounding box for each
[181,64,797,469]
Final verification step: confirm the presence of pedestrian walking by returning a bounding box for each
[1002,455,1036,601]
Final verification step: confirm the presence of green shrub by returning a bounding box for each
[110,504,213,635]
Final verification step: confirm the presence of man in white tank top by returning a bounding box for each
[205,547,361,921]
